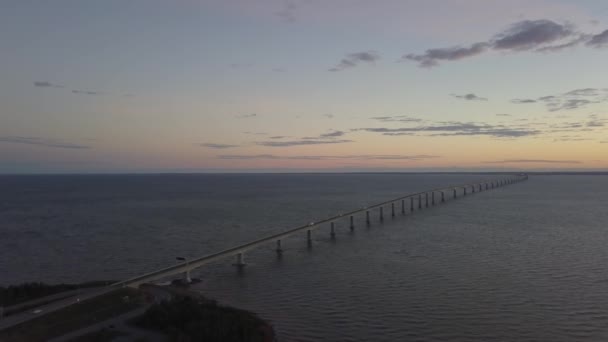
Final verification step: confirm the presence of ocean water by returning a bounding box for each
[2,174,608,341]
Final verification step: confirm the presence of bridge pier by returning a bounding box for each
[380,207,384,221]
[453,188,457,199]
[464,187,467,196]
[472,185,476,193]
[307,230,312,246]
[391,203,395,217]
[418,195,422,209]
[366,210,370,225]
[350,215,354,231]
[441,191,445,203]
[432,192,435,205]
[485,183,489,190]
[425,193,429,208]
[234,253,246,268]
[401,199,405,214]
[276,239,283,255]
[410,197,414,211]
[330,222,336,239]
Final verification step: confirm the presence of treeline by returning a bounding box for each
[133,296,275,342]
[0,281,111,307]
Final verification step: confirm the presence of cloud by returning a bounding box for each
[358,121,539,138]
[242,131,267,135]
[513,87,608,111]
[329,51,380,72]
[496,113,512,116]
[511,99,537,104]
[319,130,345,138]
[371,115,423,123]
[587,29,608,47]
[72,90,101,95]
[484,159,581,164]
[492,20,574,51]
[236,113,257,119]
[218,154,439,161]
[34,81,63,88]
[451,93,488,101]
[200,143,239,149]
[0,136,90,149]
[404,42,489,68]
[269,136,289,139]
[275,1,297,23]
[404,19,601,67]
[256,139,353,147]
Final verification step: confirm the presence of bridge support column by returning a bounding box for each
[410,197,414,211]
[380,207,384,222]
[418,195,422,209]
[472,185,476,193]
[234,253,246,268]
[432,192,435,205]
[366,211,370,225]
[185,269,192,283]
[330,222,336,239]
[464,188,467,196]
[401,200,405,214]
[453,189,457,199]
[307,230,312,246]
[485,183,489,190]
[276,239,283,255]
[441,191,445,203]
[391,203,395,217]
[350,215,354,231]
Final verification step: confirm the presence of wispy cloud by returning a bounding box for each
[0,136,90,149]
[358,122,539,138]
[371,115,423,123]
[199,143,239,149]
[496,113,512,117]
[404,20,603,67]
[236,113,257,119]
[512,87,608,111]
[511,99,537,104]
[329,51,380,72]
[72,90,101,95]
[319,130,346,138]
[451,93,488,101]
[484,159,581,164]
[275,1,297,23]
[587,29,608,47]
[218,154,439,161]
[256,139,353,147]
[34,81,63,88]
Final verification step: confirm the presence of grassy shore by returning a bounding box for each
[0,287,142,342]
[133,292,275,342]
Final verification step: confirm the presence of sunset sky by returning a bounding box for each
[1,0,607,173]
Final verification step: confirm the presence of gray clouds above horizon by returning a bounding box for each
[404,20,608,67]
[218,154,439,161]
[451,93,488,101]
[0,136,90,149]
[484,159,581,164]
[200,143,240,149]
[329,51,380,72]
[256,139,353,147]
[511,87,608,111]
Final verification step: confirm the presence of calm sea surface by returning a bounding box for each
[1,174,608,341]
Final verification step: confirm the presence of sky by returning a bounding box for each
[1,0,607,173]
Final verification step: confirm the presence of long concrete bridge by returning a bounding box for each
[111,174,529,288]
